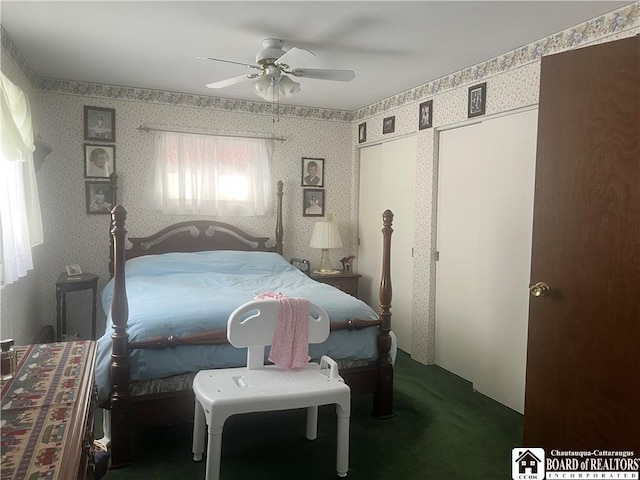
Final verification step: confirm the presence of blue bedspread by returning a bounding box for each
[95,251,379,403]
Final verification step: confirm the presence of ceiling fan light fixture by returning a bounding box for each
[252,75,271,98]
[279,75,301,97]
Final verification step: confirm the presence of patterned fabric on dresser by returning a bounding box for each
[1,341,95,480]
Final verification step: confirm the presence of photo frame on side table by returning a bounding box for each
[84,106,115,142]
[85,181,114,215]
[419,100,433,130]
[302,157,324,187]
[468,82,487,118]
[84,144,116,178]
[302,189,325,217]
[65,264,82,276]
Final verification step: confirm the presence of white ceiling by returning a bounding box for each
[1,1,631,111]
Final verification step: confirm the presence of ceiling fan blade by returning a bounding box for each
[206,74,256,89]
[274,47,315,69]
[290,68,355,82]
[197,57,261,70]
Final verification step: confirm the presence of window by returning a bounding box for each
[0,73,43,287]
[148,131,272,216]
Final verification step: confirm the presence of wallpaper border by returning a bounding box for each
[0,25,36,85]
[33,77,355,122]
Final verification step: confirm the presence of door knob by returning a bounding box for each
[529,282,550,297]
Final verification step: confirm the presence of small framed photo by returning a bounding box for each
[419,100,433,130]
[65,264,82,276]
[85,181,114,215]
[468,82,487,118]
[303,189,325,217]
[383,116,395,134]
[302,157,324,187]
[84,144,115,178]
[358,122,367,143]
[84,106,115,142]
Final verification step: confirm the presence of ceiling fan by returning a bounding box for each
[199,38,355,101]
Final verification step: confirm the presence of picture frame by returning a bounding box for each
[383,116,395,134]
[358,122,367,143]
[85,181,114,215]
[84,144,116,178]
[84,106,115,142]
[301,157,324,187]
[419,100,433,130]
[65,264,82,276]
[302,189,325,217]
[468,82,487,118]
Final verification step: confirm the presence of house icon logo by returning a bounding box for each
[512,448,545,480]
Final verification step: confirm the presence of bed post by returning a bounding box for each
[375,209,394,419]
[108,173,119,278]
[275,180,284,255]
[109,205,131,468]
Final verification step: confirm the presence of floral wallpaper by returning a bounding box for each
[1,3,638,352]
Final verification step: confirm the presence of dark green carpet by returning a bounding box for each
[100,351,523,479]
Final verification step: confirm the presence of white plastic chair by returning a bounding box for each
[192,299,351,480]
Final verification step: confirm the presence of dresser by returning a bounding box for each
[1,341,97,480]
[311,270,361,298]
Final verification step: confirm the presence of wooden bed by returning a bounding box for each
[105,178,394,468]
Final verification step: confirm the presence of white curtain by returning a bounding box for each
[148,131,273,216]
[0,72,43,287]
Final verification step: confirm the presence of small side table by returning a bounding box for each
[56,272,99,341]
[311,270,362,298]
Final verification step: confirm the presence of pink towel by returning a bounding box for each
[256,293,311,369]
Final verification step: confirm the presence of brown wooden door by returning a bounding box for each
[523,36,639,450]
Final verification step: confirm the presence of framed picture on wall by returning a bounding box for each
[84,106,115,142]
[301,157,324,187]
[302,189,325,217]
[85,181,114,215]
[358,122,367,143]
[468,82,487,118]
[84,144,115,178]
[382,116,395,134]
[419,100,433,130]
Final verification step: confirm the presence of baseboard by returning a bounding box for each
[32,326,55,344]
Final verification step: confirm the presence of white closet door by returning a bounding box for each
[472,109,537,413]
[435,123,485,382]
[435,109,537,413]
[358,136,416,353]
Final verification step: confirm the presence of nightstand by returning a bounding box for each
[56,272,99,341]
[311,271,362,298]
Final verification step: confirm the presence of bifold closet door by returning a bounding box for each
[435,123,485,383]
[435,109,538,413]
[358,136,416,354]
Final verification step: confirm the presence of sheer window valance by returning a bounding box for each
[147,131,273,216]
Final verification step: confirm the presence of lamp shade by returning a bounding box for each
[253,74,301,101]
[279,76,301,97]
[252,75,271,98]
[310,219,342,250]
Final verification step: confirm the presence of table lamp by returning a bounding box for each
[310,214,343,274]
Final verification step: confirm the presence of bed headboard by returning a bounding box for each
[108,179,284,276]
